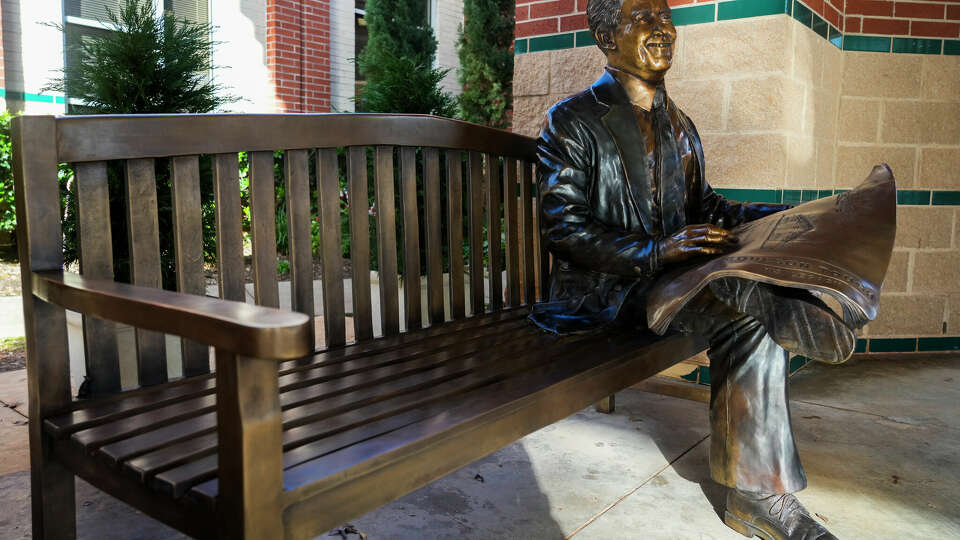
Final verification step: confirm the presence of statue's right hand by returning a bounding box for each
[657,224,738,266]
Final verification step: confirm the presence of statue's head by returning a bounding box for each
[588,0,676,82]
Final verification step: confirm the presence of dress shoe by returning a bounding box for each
[725,489,837,540]
[709,277,856,364]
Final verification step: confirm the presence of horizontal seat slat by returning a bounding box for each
[46,310,529,438]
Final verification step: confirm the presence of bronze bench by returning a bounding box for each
[13,114,701,539]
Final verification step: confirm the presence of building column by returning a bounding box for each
[266,0,332,113]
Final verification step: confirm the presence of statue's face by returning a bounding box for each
[600,0,676,81]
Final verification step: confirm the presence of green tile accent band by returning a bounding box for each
[0,89,65,103]
[897,190,931,205]
[892,38,942,55]
[514,39,528,54]
[946,40,960,55]
[828,26,842,49]
[529,32,575,53]
[843,35,891,53]
[681,367,699,382]
[869,338,917,353]
[789,355,809,373]
[855,339,867,353]
[932,191,960,205]
[714,188,783,203]
[575,30,594,48]
[672,4,716,26]
[792,0,813,27]
[719,0,790,21]
[698,365,711,385]
[811,15,828,39]
[712,188,959,206]
[918,337,960,352]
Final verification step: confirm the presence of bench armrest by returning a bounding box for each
[32,270,313,360]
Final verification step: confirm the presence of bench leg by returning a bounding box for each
[216,351,285,539]
[594,394,615,414]
[26,301,77,538]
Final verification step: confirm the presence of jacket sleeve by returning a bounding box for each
[537,103,660,278]
[682,111,792,229]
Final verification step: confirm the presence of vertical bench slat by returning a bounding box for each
[248,151,280,308]
[535,181,550,302]
[285,149,316,347]
[445,150,465,320]
[399,147,421,331]
[485,154,503,312]
[503,158,521,308]
[467,151,484,315]
[213,153,245,302]
[316,148,346,348]
[348,147,373,341]
[520,162,535,305]
[75,161,121,394]
[374,146,400,337]
[423,147,444,324]
[170,156,210,377]
[125,158,167,386]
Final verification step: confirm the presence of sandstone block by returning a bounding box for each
[881,250,910,293]
[837,97,881,143]
[919,102,960,145]
[669,79,725,133]
[894,206,953,249]
[701,133,787,189]
[791,19,823,85]
[819,39,843,96]
[512,94,560,138]
[917,147,960,190]
[842,51,922,99]
[728,76,804,132]
[684,17,790,79]
[912,251,960,294]
[816,139,836,188]
[869,294,946,336]
[514,51,551,97]
[785,135,818,189]
[835,144,916,188]
[549,47,605,96]
[880,100,923,144]
[921,55,960,102]
[812,88,838,139]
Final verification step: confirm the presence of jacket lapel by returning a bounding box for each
[592,71,655,235]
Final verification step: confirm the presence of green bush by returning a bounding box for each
[356,0,456,116]
[457,0,515,128]
[0,112,15,241]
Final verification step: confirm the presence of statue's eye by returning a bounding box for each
[662,11,672,20]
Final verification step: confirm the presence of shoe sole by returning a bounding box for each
[724,510,776,540]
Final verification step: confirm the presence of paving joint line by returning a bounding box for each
[564,433,711,539]
[0,397,27,420]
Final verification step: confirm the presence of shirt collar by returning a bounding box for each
[605,67,663,112]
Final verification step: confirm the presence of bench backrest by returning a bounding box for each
[14,113,548,395]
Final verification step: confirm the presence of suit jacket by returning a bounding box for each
[530,71,789,334]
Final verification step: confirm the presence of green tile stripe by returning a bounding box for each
[843,35,892,52]
[946,40,960,55]
[672,4,716,26]
[528,32,574,53]
[719,0,790,21]
[713,188,960,207]
[0,88,66,104]
[918,337,960,352]
[868,338,918,353]
[893,38,942,55]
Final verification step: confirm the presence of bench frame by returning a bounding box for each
[14,113,700,539]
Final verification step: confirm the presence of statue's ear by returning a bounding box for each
[594,30,616,52]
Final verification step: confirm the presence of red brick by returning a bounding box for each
[804,0,825,16]
[668,0,696,5]
[827,0,844,11]
[825,4,842,27]
[516,18,559,37]
[560,13,588,31]
[949,4,960,18]
[846,0,894,15]
[577,0,589,10]
[911,19,960,35]
[862,17,910,33]
[895,2,945,18]
[845,16,862,32]
[515,0,538,4]
[531,0,576,19]
[517,6,530,21]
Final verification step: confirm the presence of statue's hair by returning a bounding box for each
[587,0,622,42]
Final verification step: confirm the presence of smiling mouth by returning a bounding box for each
[646,42,673,49]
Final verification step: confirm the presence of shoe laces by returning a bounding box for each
[768,493,802,521]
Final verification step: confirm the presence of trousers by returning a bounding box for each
[668,289,807,494]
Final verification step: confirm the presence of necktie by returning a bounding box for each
[653,86,686,236]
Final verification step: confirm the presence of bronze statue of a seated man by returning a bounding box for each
[530,0,853,537]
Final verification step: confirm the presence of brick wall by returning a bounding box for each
[846,0,960,39]
[267,0,332,112]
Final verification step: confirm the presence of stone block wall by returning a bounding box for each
[512,11,960,353]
